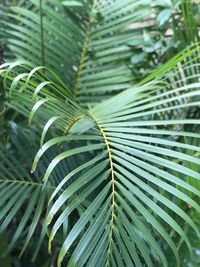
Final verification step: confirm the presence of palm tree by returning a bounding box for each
[0,0,200,266]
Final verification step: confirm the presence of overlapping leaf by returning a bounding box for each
[0,0,87,86]
[74,0,160,105]
[0,124,77,259]
[0,0,171,105]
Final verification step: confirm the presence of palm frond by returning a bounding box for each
[0,0,87,86]
[73,0,160,105]
[2,0,199,108]
[1,0,172,105]
[0,124,75,259]
[2,43,200,266]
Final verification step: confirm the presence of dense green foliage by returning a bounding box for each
[0,0,200,266]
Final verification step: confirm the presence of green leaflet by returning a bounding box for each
[62,1,83,7]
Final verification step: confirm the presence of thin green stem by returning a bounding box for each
[74,0,98,96]
[0,178,55,190]
[40,0,45,67]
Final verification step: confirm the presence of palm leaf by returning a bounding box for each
[1,0,171,105]
[0,0,87,85]
[0,123,75,259]
[73,0,160,105]
[2,43,200,266]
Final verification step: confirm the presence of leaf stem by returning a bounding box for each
[39,0,45,67]
[75,0,98,96]
[94,119,116,266]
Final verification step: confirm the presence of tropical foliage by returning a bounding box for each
[0,0,200,266]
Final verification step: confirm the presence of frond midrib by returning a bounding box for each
[63,112,117,263]
[95,119,116,266]
[64,114,86,134]
[0,178,55,191]
[74,0,99,95]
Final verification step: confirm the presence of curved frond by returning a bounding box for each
[4,43,199,266]
[0,0,87,85]
[0,124,73,259]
